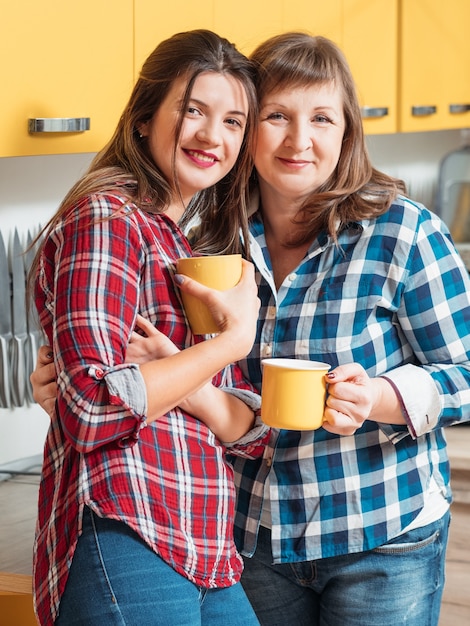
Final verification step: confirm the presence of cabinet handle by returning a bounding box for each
[28,118,91,133]
[449,103,470,114]
[411,106,437,117]
[361,106,389,119]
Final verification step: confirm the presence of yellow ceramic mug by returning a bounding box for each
[176,254,242,334]
[261,358,331,430]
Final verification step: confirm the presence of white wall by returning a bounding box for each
[0,130,466,466]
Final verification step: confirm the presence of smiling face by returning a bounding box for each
[254,81,346,209]
[140,71,249,216]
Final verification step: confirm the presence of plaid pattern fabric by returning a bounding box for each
[232,195,470,563]
[33,193,267,625]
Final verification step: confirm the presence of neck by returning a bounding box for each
[260,201,313,289]
[166,193,191,223]
[260,198,307,249]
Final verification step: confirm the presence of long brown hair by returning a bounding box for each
[30,29,258,289]
[250,32,405,245]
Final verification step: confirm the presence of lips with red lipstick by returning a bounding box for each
[184,149,220,168]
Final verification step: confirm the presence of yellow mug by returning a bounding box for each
[261,358,331,430]
[176,254,242,334]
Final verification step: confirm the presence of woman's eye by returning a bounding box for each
[226,118,243,128]
[314,114,332,124]
[266,112,285,121]
[187,106,201,116]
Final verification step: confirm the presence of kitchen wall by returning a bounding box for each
[0,128,466,466]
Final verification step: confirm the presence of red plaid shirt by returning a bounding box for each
[33,192,268,625]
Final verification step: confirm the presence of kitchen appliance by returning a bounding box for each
[435,142,470,269]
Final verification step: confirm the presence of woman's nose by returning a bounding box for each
[284,122,312,152]
[195,121,221,145]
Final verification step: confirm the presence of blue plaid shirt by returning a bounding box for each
[232,194,470,562]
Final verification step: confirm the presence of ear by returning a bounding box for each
[137,121,149,138]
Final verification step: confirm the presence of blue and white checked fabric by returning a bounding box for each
[232,194,470,563]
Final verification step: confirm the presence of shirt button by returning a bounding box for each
[88,365,105,379]
[267,306,276,319]
[264,345,272,356]
[288,273,296,282]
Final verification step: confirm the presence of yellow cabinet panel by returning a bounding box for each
[135,0,341,68]
[134,1,215,74]
[343,0,398,135]
[400,0,470,132]
[0,0,133,157]
[214,0,283,55]
[281,0,342,43]
[3,0,469,158]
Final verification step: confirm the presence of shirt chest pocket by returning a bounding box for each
[289,277,393,358]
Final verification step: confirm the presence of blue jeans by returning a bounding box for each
[241,510,451,626]
[56,507,259,625]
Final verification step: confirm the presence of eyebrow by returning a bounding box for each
[189,97,248,118]
[262,101,337,111]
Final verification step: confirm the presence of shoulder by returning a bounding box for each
[74,192,138,219]
[372,195,450,240]
[47,193,145,255]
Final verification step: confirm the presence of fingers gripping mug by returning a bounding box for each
[176,254,242,334]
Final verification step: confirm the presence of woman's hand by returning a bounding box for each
[127,315,179,363]
[31,316,178,417]
[30,346,56,418]
[128,315,254,440]
[322,363,405,436]
[176,259,260,360]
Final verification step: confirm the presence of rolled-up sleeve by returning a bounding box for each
[216,363,269,455]
[386,205,470,436]
[222,387,268,448]
[382,364,441,438]
[37,194,150,453]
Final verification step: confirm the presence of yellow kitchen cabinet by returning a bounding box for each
[400,0,470,132]
[134,1,215,75]
[343,0,398,135]
[214,0,342,56]
[214,0,283,54]
[281,0,342,43]
[280,0,398,135]
[0,0,133,157]
[134,0,342,71]
[279,0,398,135]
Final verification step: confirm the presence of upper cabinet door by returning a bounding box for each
[280,0,342,49]
[0,0,133,157]
[343,0,398,135]
[134,1,215,74]
[400,0,470,132]
[214,0,283,55]
[135,0,342,71]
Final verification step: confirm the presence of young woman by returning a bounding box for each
[29,29,269,626]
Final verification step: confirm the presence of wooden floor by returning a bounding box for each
[439,425,470,625]
[1,427,469,624]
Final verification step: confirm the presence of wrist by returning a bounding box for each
[370,376,407,425]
